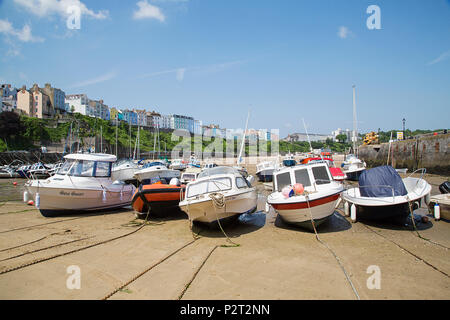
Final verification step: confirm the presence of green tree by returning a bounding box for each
[336,134,347,143]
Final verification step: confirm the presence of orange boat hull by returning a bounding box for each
[131,183,185,215]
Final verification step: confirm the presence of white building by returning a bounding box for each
[65,94,93,116]
[331,128,352,142]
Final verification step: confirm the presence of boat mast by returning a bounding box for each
[352,85,358,155]
[237,110,250,166]
[115,113,118,157]
[302,118,313,153]
[100,125,103,153]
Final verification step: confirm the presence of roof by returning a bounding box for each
[198,166,242,179]
[64,153,117,162]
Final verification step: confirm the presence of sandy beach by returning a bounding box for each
[0,163,449,300]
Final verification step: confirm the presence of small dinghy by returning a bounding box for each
[342,166,431,222]
[131,180,185,216]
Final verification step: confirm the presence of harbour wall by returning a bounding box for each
[358,133,450,175]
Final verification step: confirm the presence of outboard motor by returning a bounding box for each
[439,181,450,194]
[170,178,181,186]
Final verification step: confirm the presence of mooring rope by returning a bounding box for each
[304,192,360,300]
[209,193,240,247]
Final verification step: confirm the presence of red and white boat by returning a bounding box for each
[267,162,344,229]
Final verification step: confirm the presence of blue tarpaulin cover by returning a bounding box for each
[358,165,408,198]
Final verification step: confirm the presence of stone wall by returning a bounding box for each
[358,133,450,175]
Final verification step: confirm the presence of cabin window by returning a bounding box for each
[294,169,311,187]
[95,161,111,177]
[312,166,330,185]
[236,177,247,189]
[187,177,232,198]
[276,172,292,192]
[67,160,94,177]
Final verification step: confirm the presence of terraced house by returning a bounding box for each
[16,84,52,119]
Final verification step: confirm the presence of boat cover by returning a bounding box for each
[358,165,407,198]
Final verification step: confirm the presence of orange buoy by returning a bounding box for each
[293,183,304,195]
[13,182,17,186]
[27,200,34,206]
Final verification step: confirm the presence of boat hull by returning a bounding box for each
[270,193,340,229]
[179,189,257,224]
[131,183,185,216]
[282,160,296,167]
[25,184,135,217]
[344,168,365,181]
[112,167,139,183]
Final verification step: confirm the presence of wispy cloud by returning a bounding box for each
[133,0,165,22]
[337,26,353,39]
[427,50,450,65]
[138,60,247,82]
[13,0,108,20]
[0,19,44,42]
[69,71,117,88]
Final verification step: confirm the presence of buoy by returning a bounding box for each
[13,181,17,186]
[282,186,293,199]
[23,191,29,203]
[102,189,107,203]
[27,200,34,206]
[351,204,357,223]
[344,201,349,217]
[434,203,440,221]
[293,183,304,195]
[35,193,40,209]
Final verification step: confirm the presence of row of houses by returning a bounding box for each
[1,82,277,141]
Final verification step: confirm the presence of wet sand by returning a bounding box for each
[0,168,449,300]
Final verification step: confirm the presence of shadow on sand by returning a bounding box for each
[274,211,353,234]
[191,211,266,239]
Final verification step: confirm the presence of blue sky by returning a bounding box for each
[0,0,449,137]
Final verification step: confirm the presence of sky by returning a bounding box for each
[0,0,449,137]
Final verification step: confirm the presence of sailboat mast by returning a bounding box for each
[237,110,250,166]
[100,125,103,153]
[302,118,313,153]
[352,85,357,154]
[115,114,118,157]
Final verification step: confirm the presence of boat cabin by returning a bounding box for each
[273,163,334,193]
[184,167,251,199]
[57,153,117,178]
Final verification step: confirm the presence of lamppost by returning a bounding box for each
[402,118,406,140]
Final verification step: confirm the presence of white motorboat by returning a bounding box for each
[202,162,218,171]
[169,159,187,171]
[187,155,201,168]
[24,153,136,217]
[133,161,180,184]
[342,166,431,222]
[341,154,366,181]
[256,161,278,182]
[267,162,344,229]
[112,159,140,183]
[282,152,297,167]
[180,167,202,184]
[179,166,257,224]
[27,162,51,179]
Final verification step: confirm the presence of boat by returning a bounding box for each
[26,162,51,179]
[112,159,140,184]
[267,162,344,229]
[180,167,202,184]
[48,162,63,176]
[428,194,450,220]
[341,154,366,181]
[255,161,278,182]
[133,161,181,185]
[187,155,201,168]
[169,159,187,171]
[23,153,136,217]
[202,162,218,171]
[16,164,32,178]
[179,166,257,224]
[341,166,431,222]
[301,157,347,181]
[0,166,21,178]
[282,152,297,167]
[131,180,185,216]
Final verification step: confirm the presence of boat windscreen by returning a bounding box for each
[312,166,331,185]
[187,177,232,197]
[198,166,239,178]
[294,168,311,187]
[276,172,292,192]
